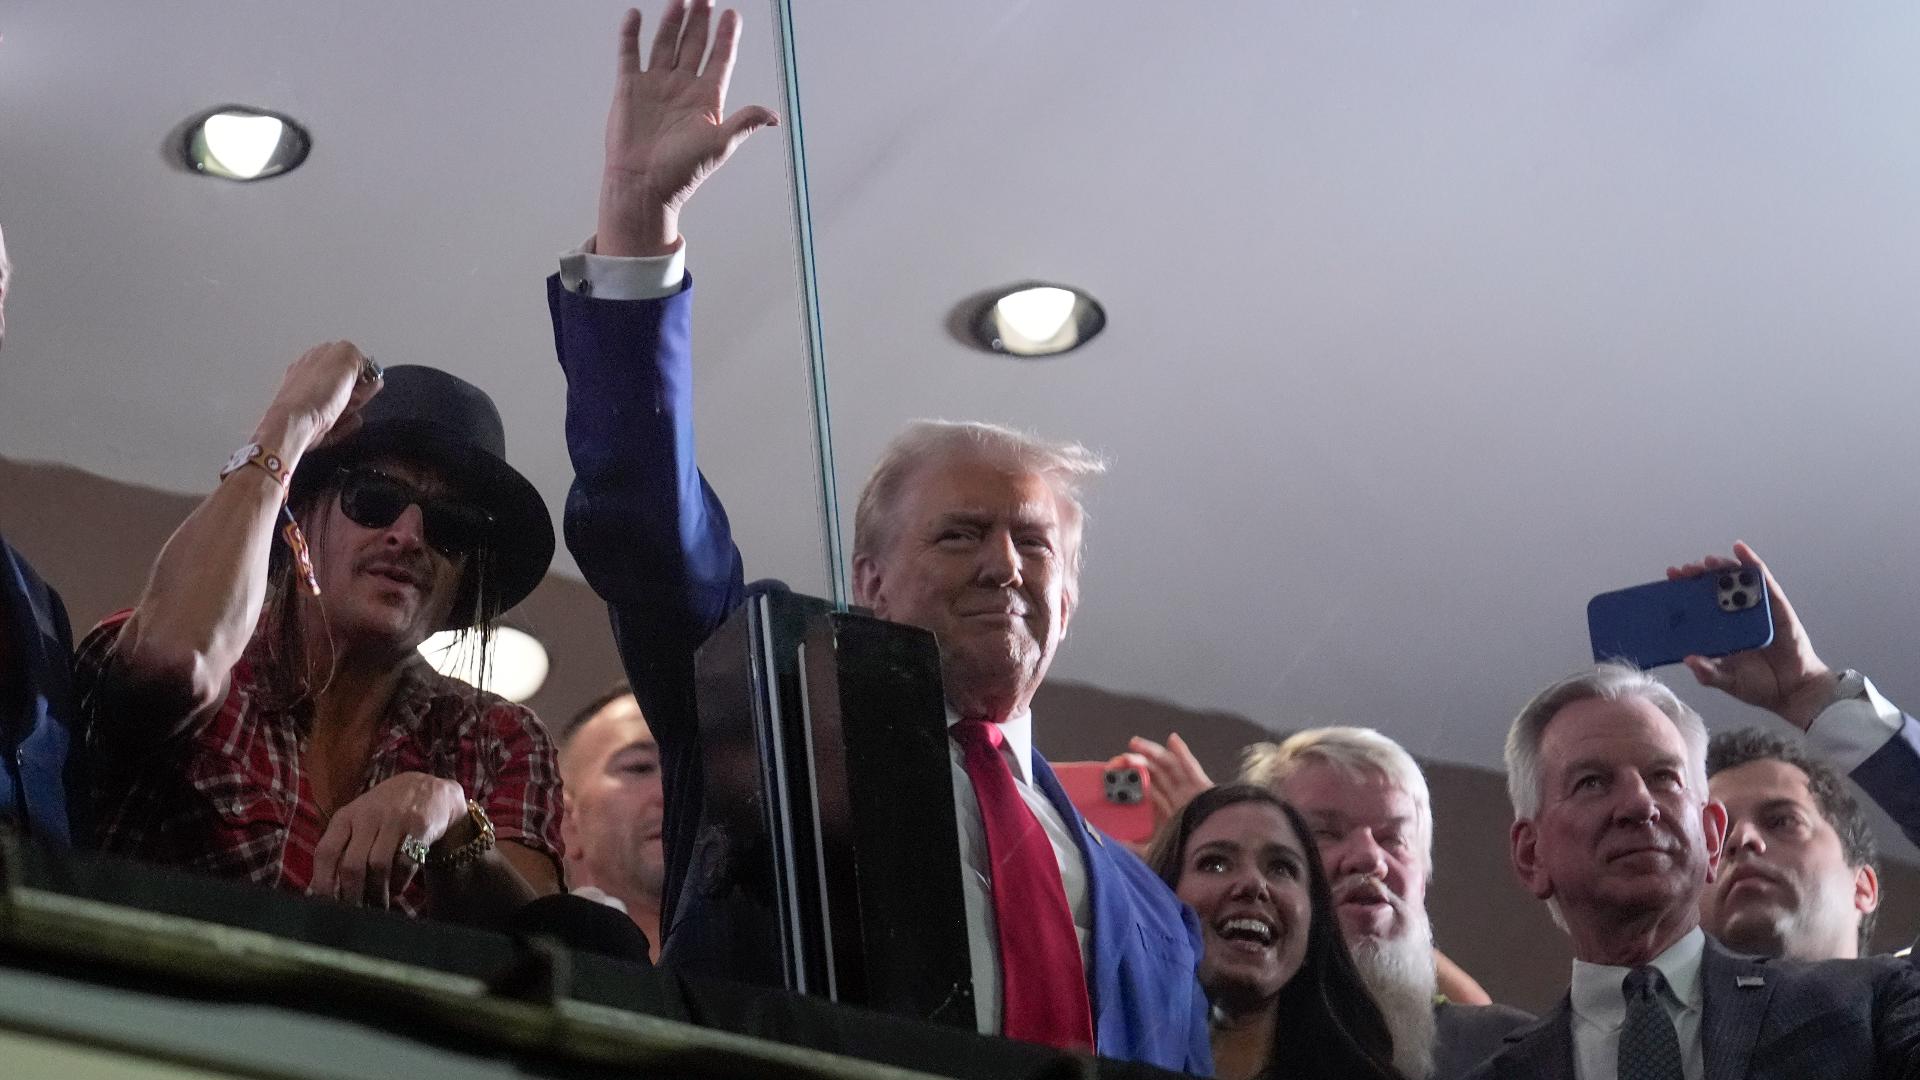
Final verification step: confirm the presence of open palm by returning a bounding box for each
[598,2,777,255]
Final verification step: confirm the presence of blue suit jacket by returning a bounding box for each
[550,273,1212,1074]
[1463,935,1920,1080]
[0,531,76,845]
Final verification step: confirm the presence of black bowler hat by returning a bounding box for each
[291,365,555,630]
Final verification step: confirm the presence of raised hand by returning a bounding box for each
[308,772,468,909]
[597,1,778,257]
[1119,733,1215,823]
[1666,540,1835,730]
[260,341,381,454]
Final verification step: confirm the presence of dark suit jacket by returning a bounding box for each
[1463,935,1920,1080]
[1433,999,1532,1080]
[0,531,76,845]
[549,273,1213,1074]
[1851,710,1920,851]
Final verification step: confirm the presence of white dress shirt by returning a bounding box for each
[1804,674,1904,772]
[1570,926,1705,1080]
[561,244,1096,1037]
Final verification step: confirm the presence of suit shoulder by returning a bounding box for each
[1437,999,1535,1030]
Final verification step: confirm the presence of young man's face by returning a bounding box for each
[560,694,666,905]
[308,459,471,653]
[1702,758,1876,960]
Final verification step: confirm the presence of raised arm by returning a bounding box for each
[1671,541,1920,846]
[552,2,773,944]
[106,344,378,733]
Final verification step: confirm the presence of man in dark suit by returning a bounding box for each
[550,4,1210,1071]
[1704,728,1880,962]
[1466,663,1920,1080]
[0,221,80,846]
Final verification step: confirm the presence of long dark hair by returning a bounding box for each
[1147,784,1405,1080]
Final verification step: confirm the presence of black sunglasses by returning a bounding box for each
[336,468,493,559]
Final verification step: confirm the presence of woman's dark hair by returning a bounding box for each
[257,469,499,708]
[1146,783,1406,1080]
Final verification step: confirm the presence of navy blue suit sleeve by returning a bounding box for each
[548,271,746,938]
[1850,713,1920,850]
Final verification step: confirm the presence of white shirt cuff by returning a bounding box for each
[1805,675,1904,774]
[557,235,686,301]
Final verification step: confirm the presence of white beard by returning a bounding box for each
[1349,908,1439,1080]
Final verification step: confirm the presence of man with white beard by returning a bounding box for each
[1242,728,1532,1080]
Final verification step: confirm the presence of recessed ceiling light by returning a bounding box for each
[417,626,550,703]
[181,106,311,181]
[966,282,1106,357]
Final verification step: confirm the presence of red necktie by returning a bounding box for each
[950,719,1095,1052]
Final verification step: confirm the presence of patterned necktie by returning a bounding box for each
[949,719,1095,1052]
[1619,966,1684,1080]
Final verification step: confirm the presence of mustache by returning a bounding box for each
[1332,873,1406,909]
[356,552,435,586]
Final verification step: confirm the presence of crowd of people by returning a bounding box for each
[6,3,1920,1078]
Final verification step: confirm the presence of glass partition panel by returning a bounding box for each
[0,0,837,634]
[780,6,1920,775]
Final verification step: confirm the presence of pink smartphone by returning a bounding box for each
[1054,762,1156,845]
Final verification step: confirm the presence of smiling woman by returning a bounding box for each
[1147,784,1406,1080]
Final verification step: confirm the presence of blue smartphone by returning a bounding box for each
[1586,568,1774,669]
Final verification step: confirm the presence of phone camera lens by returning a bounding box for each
[1730,590,1749,609]
[1738,570,1755,588]
[1718,575,1735,591]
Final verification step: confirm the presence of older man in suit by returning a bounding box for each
[1466,663,1920,1080]
[550,4,1210,1071]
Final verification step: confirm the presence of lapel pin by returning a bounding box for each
[1736,975,1765,988]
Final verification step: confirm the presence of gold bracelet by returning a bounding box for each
[427,800,496,869]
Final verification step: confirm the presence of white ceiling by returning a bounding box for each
[6,3,1920,786]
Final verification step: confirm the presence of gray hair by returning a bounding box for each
[852,420,1107,585]
[1506,663,1709,819]
[1240,726,1434,872]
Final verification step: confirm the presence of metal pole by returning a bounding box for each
[771,0,849,611]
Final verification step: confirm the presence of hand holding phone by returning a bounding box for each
[1662,542,1838,732]
[1588,564,1773,670]
[1054,761,1157,845]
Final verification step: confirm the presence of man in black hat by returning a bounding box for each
[74,343,563,923]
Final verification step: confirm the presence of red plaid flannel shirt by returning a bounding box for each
[76,612,563,917]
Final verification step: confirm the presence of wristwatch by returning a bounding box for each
[428,800,496,869]
[1831,668,1871,706]
[220,442,292,487]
